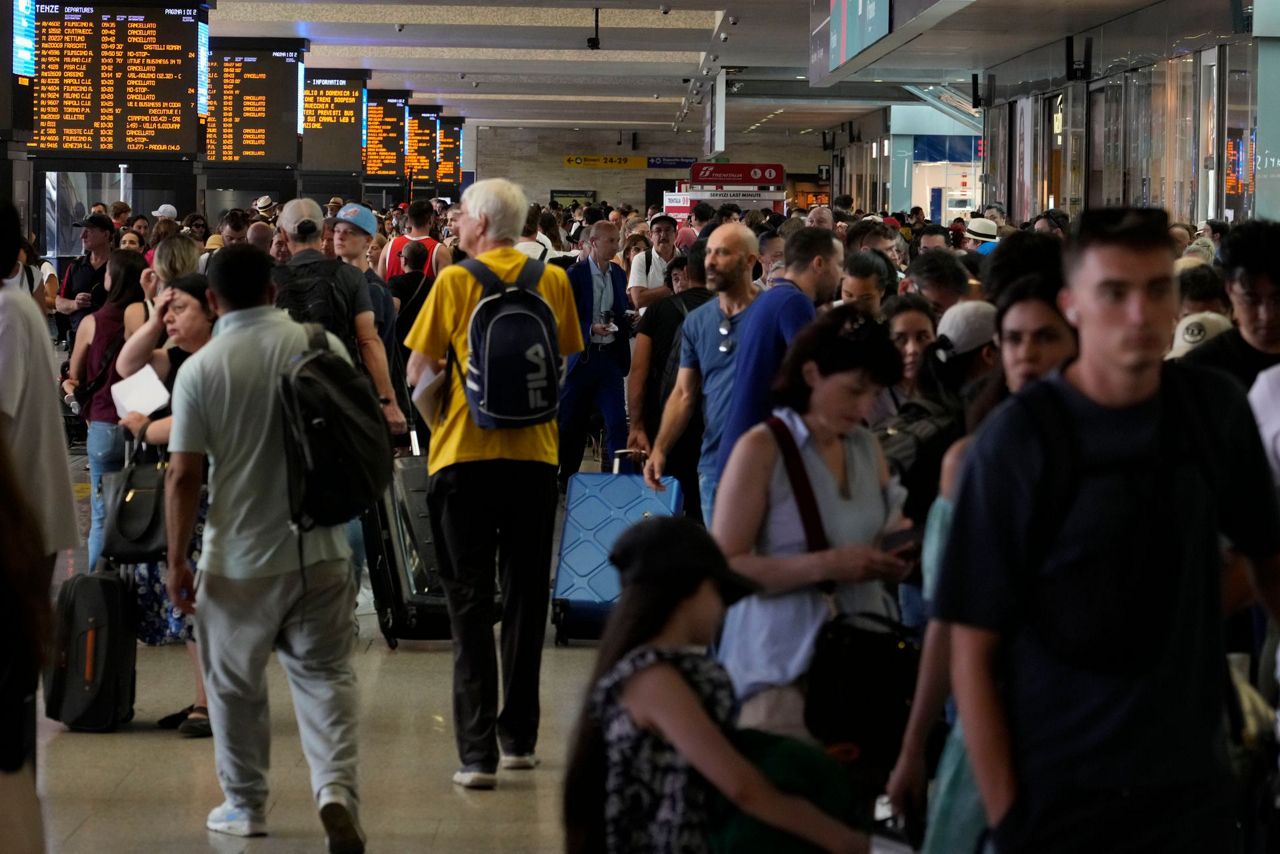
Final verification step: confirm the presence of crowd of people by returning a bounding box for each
[3,179,1280,854]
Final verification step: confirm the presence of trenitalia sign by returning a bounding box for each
[689,162,785,184]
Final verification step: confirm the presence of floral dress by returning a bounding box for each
[133,346,203,646]
[593,646,736,853]
[133,492,205,645]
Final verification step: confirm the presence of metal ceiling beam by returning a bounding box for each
[901,84,982,133]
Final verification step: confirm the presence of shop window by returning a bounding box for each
[1223,40,1257,224]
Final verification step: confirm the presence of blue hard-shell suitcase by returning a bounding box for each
[552,472,683,645]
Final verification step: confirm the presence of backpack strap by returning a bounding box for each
[459,258,504,295]
[514,258,546,290]
[643,248,653,280]
[538,244,549,261]
[304,322,330,352]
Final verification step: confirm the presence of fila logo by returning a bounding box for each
[525,343,550,409]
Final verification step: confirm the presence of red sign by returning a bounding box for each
[689,162,785,184]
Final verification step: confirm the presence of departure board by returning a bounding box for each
[302,69,366,172]
[206,41,305,165]
[435,118,462,184]
[364,90,408,177]
[33,4,206,154]
[405,108,437,180]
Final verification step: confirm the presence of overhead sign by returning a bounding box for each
[647,156,697,169]
[206,42,306,165]
[664,189,787,215]
[563,154,645,169]
[690,162,785,184]
[817,164,831,182]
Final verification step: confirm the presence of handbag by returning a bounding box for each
[763,416,920,765]
[100,442,167,564]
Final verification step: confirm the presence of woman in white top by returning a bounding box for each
[713,306,913,743]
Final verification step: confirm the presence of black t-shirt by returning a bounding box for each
[934,364,1280,796]
[637,288,715,437]
[389,270,432,343]
[63,256,107,336]
[1182,328,1280,391]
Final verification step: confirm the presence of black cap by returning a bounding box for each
[610,516,758,606]
[73,213,115,232]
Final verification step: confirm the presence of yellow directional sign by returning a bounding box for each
[563,154,647,169]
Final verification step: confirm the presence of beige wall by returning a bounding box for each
[474,127,830,207]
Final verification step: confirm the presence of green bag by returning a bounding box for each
[709,729,857,853]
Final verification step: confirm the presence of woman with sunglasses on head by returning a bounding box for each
[113,273,219,737]
[886,274,1076,852]
[712,307,915,826]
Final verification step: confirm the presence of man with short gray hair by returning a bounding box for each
[404,178,583,790]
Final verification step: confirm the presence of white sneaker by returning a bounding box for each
[318,784,366,854]
[500,753,540,770]
[206,801,267,837]
[451,768,498,789]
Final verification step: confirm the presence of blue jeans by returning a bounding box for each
[87,421,126,571]
[698,471,719,529]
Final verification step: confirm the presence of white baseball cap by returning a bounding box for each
[151,203,177,219]
[1165,311,1233,360]
[935,301,997,362]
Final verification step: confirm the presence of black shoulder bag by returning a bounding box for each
[100,440,168,564]
[764,416,920,767]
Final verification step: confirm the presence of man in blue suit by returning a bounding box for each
[558,221,631,488]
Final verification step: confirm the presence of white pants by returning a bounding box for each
[196,560,359,810]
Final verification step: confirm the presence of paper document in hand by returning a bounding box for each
[412,364,448,427]
[111,364,171,419]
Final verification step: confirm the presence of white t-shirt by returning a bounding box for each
[627,247,672,291]
[1249,364,1280,489]
[1,265,40,295]
[0,285,80,555]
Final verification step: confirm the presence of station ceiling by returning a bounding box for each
[206,0,1161,137]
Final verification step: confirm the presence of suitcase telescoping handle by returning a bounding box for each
[613,450,647,476]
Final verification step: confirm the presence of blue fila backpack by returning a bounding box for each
[452,257,560,429]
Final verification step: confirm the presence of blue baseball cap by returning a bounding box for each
[331,203,378,237]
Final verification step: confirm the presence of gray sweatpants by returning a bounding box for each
[196,560,359,811]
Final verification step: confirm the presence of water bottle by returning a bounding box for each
[64,392,80,416]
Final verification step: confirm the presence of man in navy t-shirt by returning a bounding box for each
[714,227,844,478]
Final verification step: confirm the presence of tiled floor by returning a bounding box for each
[38,621,599,853]
[39,447,914,853]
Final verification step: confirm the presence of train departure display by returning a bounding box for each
[364,90,408,177]
[302,70,364,172]
[206,45,304,164]
[405,107,436,181]
[33,4,206,154]
[435,117,462,184]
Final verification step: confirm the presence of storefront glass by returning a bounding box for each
[983,103,1009,211]
[1223,40,1257,223]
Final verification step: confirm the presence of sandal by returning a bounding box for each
[178,705,212,739]
[157,704,194,730]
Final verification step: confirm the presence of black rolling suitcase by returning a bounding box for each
[363,453,452,648]
[44,563,137,731]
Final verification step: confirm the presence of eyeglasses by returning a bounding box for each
[718,317,734,353]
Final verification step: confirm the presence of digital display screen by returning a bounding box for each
[206,48,303,164]
[364,92,407,177]
[405,108,436,180]
[14,0,37,77]
[302,72,363,172]
[33,4,205,154]
[435,117,462,184]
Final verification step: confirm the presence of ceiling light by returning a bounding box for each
[795,76,807,80]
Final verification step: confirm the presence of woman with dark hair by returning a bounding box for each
[712,307,912,765]
[117,228,145,253]
[115,273,218,736]
[60,249,147,570]
[181,212,209,244]
[145,218,180,265]
[538,209,567,253]
[128,213,151,236]
[886,275,1075,852]
[868,294,937,427]
[840,248,896,319]
[563,517,863,854]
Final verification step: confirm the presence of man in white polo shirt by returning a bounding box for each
[628,213,679,310]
